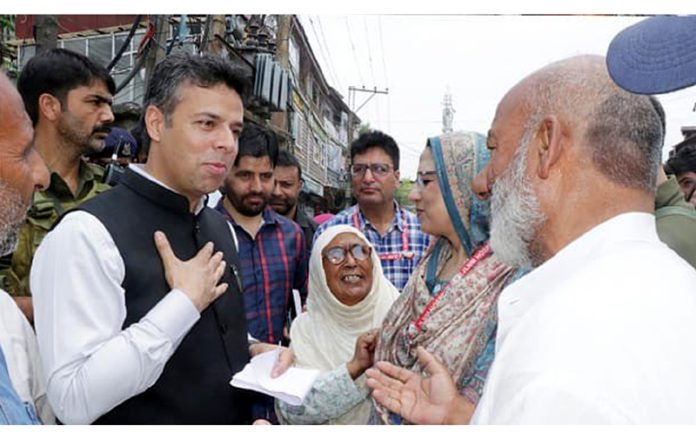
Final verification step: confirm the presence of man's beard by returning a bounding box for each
[489,130,547,269]
[0,181,28,256]
[57,113,110,154]
[228,191,269,217]
[269,195,295,216]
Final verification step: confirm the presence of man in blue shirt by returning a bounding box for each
[315,130,431,291]
[216,123,307,423]
[216,124,307,345]
[0,350,37,424]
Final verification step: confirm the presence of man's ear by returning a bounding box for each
[394,169,401,182]
[38,93,62,123]
[144,105,165,143]
[535,115,564,180]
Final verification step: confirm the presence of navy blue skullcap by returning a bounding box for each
[607,15,696,94]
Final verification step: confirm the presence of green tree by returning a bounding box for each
[357,122,371,136]
[395,178,414,211]
[0,15,15,73]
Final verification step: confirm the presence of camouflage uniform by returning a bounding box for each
[0,161,110,297]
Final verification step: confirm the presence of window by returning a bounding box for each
[62,38,86,54]
[18,28,155,105]
[312,135,321,165]
[290,110,299,141]
[305,77,314,102]
[110,30,147,104]
[18,45,35,70]
[87,35,112,68]
[295,113,306,150]
[289,37,299,79]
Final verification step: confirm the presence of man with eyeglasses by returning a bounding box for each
[315,130,431,291]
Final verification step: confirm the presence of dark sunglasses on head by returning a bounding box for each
[322,244,372,265]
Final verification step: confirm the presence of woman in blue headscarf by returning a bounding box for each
[373,131,522,424]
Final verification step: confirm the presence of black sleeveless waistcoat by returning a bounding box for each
[73,168,254,424]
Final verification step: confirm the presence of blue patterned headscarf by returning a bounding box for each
[375,132,516,425]
[427,131,490,257]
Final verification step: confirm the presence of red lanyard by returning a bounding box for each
[352,209,414,260]
[409,242,491,337]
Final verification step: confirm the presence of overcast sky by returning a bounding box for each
[298,14,696,178]
[18,2,696,180]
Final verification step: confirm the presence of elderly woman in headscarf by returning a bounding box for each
[371,131,522,424]
[275,224,399,425]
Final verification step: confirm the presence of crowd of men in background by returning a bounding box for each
[0,47,428,424]
[2,14,696,425]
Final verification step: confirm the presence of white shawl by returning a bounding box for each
[289,224,399,424]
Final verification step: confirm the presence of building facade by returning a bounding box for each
[8,14,357,215]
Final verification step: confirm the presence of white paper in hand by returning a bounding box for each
[230,349,320,406]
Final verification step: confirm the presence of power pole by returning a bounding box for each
[270,15,292,138]
[202,15,227,55]
[346,85,389,146]
[143,15,169,90]
[34,15,58,55]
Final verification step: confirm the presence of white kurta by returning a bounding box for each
[0,290,54,424]
[472,212,696,424]
[30,165,205,425]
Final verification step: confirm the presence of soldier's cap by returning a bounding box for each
[607,15,696,94]
[88,127,139,159]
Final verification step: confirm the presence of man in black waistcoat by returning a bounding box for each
[30,52,291,424]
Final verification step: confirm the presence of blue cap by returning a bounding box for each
[607,15,696,94]
[100,127,138,158]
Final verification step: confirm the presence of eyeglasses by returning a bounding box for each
[322,244,372,265]
[350,163,393,178]
[413,171,437,189]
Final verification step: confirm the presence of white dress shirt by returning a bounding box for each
[30,165,210,424]
[0,289,54,424]
[472,212,696,424]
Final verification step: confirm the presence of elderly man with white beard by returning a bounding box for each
[0,70,54,424]
[366,55,696,424]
